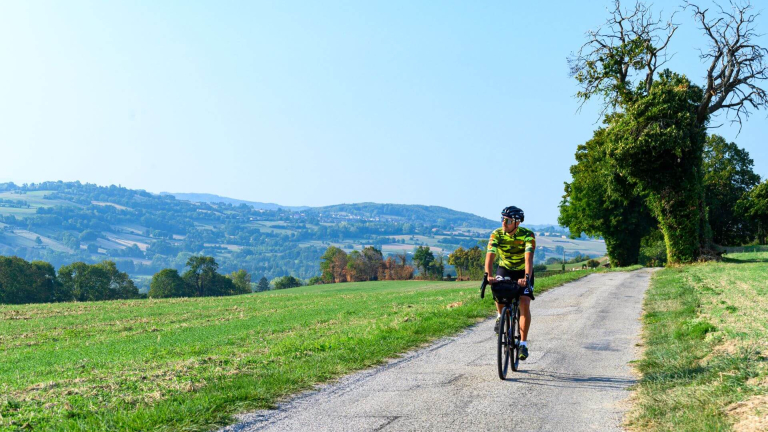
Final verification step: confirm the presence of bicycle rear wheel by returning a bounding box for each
[511,304,521,371]
[497,306,511,380]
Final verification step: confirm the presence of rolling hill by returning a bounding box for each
[308,203,498,229]
[160,192,310,212]
[0,181,605,289]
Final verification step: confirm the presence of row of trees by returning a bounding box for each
[318,246,415,283]
[0,257,140,304]
[318,243,503,284]
[319,243,558,285]
[446,246,485,280]
[560,1,768,266]
[147,256,251,298]
[0,254,261,305]
[412,246,445,280]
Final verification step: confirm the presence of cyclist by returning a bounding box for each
[486,206,535,361]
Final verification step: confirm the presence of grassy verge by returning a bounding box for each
[627,252,768,431]
[1,268,618,431]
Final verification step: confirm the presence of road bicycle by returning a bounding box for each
[481,273,528,380]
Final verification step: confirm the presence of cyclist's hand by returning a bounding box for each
[517,278,527,286]
[486,274,496,284]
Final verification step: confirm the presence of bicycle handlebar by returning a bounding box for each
[480,272,488,298]
[480,272,530,299]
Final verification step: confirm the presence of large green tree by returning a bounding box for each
[182,255,219,297]
[97,261,140,299]
[570,1,768,263]
[346,251,366,282]
[208,273,238,296]
[606,72,707,263]
[448,247,468,279]
[57,262,106,301]
[319,246,347,283]
[559,127,653,266]
[228,269,252,294]
[149,268,191,298]
[412,246,434,278]
[346,246,384,281]
[361,246,384,280]
[58,261,139,302]
[256,276,270,292]
[273,275,302,290]
[34,261,69,302]
[703,135,761,245]
[0,257,61,304]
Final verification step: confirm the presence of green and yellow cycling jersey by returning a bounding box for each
[486,227,535,271]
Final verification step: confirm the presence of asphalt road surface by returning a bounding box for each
[221,269,654,432]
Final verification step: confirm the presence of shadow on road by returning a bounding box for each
[506,369,635,390]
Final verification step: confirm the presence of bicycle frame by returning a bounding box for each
[481,273,526,379]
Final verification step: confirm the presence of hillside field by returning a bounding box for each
[0,270,616,431]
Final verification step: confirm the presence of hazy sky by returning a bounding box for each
[1,1,766,223]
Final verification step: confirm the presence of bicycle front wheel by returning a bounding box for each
[497,306,511,380]
[511,304,521,372]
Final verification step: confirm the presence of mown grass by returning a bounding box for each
[0,268,619,431]
[627,252,768,431]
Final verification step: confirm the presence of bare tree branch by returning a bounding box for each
[569,1,679,113]
[686,0,768,129]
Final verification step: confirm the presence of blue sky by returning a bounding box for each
[1,1,766,224]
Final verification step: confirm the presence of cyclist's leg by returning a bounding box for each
[520,272,534,341]
[497,266,526,336]
[519,296,531,341]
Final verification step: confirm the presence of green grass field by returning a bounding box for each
[0,270,608,431]
[627,251,768,431]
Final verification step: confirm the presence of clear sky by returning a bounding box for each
[1,1,766,224]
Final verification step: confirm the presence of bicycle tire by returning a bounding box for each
[497,306,511,380]
[511,304,521,371]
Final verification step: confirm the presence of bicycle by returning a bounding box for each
[481,273,529,380]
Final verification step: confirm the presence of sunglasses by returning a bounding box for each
[502,217,521,224]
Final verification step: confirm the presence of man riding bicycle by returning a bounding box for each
[486,206,535,361]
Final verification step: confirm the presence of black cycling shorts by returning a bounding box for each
[495,267,535,300]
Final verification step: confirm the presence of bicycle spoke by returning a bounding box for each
[497,307,509,380]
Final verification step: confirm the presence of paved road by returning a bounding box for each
[221,269,654,432]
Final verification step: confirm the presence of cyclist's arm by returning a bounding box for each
[523,239,535,283]
[524,251,533,278]
[525,238,536,276]
[485,252,496,282]
[485,232,498,282]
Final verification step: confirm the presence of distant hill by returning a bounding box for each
[160,192,310,211]
[0,181,603,288]
[0,182,502,286]
[309,203,498,229]
[164,194,498,229]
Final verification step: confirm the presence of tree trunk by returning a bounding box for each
[601,193,652,268]
[604,234,642,268]
[650,185,702,264]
